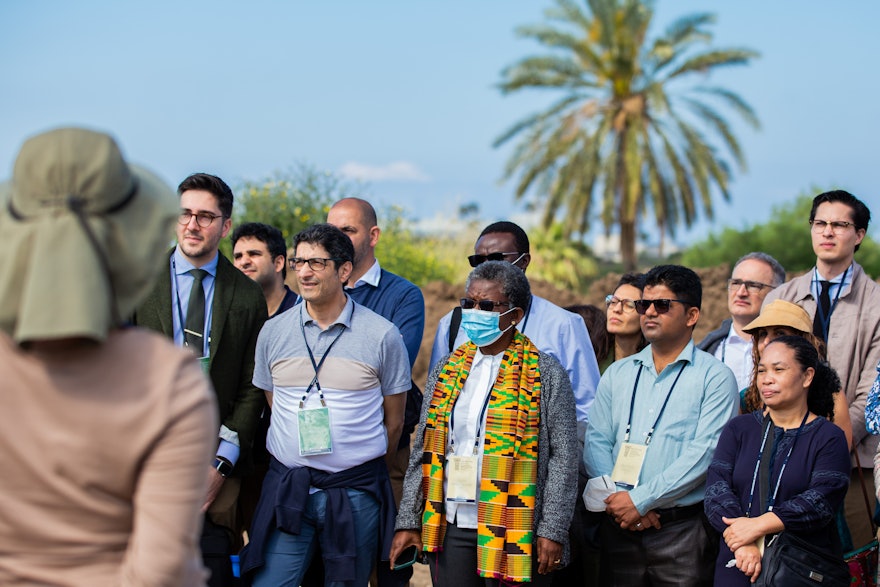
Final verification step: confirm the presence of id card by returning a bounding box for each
[198,356,210,375]
[298,406,333,455]
[610,442,647,489]
[446,455,479,503]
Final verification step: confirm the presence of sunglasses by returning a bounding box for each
[460,297,513,312]
[467,251,526,268]
[633,298,690,315]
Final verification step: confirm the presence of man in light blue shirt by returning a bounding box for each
[585,265,738,586]
[430,221,600,424]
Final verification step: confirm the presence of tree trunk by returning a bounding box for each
[621,220,637,271]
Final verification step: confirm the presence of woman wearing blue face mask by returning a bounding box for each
[389,261,578,587]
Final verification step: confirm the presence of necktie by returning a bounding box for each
[185,269,208,355]
[812,280,831,340]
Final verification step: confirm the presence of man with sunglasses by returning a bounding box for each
[585,265,738,586]
[698,252,785,390]
[763,190,880,550]
[134,173,268,587]
[240,223,410,586]
[429,221,601,425]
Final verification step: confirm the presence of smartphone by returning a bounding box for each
[393,545,419,570]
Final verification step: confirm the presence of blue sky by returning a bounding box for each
[2,1,878,250]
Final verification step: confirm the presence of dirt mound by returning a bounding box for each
[414,264,732,385]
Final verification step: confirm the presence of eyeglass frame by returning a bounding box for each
[178,210,224,228]
[288,257,344,271]
[605,294,638,313]
[467,251,527,268]
[809,219,858,234]
[633,298,691,315]
[460,297,513,312]
[727,278,775,294]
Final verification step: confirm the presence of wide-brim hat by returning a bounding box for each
[743,299,812,335]
[0,127,178,343]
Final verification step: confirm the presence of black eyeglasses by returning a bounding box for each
[633,298,690,315]
[809,219,857,234]
[288,257,342,271]
[605,295,637,313]
[467,251,525,268]
[178,211,223,228]
[727,279,775,294]
[460,297,513,312]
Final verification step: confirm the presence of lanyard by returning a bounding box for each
[812,264,849,342]
[171,257,208,356]
[746,411,809,514]
[519,295,533,334]
[623,362,687,445]
[298,304,350,408]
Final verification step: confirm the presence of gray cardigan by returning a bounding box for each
[395,349,578,562]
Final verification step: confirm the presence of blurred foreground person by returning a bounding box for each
[391,261,578,586]
[0,127,218,586]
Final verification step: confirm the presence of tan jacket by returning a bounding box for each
[764,262,880,466]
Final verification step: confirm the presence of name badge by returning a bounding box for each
[611,442,647,489]
[198,356,211,375]
[446,455,479,503]
[298,406,333,455]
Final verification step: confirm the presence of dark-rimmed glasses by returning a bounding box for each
[605,295,637,313]
[288,257,342,271]
[727,279,774,294]
[467,252,525,268]
[460,297,513,312]
[809,219,857,234]
[633,298,690,315]
[178,211,223,228]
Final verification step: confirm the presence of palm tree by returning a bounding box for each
[495,0,760,270]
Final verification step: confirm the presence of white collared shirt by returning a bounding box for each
[347,259,381,290]
[713,324,753,390]
[445,349,503,529]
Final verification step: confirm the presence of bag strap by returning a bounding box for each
[448,306,462,353]
[851,449,878,534]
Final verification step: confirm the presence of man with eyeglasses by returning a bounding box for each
[585,265,738,586]
[429,221,601,425]
[240,223,410,587]
[698,252,785,390]
[764,189,880,550]
[133,173,267,587]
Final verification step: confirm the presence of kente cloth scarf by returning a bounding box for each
[421,332,542,582]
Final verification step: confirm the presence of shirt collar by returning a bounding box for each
[348,259,381,289]
[636,339,696,371]
[300,294,355,330]
[725,323,749,344]
[173,246,219,278]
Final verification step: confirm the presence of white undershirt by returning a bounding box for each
[713,324,753,391]
[444,349,503,528]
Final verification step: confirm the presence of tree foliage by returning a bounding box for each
[682,193,880,278]
[495,0,759,270]
[233,164,363,241]
[528,223,599,290]
[375,206,461,286]
[228,164,462,286]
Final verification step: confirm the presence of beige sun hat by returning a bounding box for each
[742,299,812,335]
[0,127,178,343]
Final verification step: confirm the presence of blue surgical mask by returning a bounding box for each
[460,308,515,347]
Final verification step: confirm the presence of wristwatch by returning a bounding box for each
[213,456,233,478]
